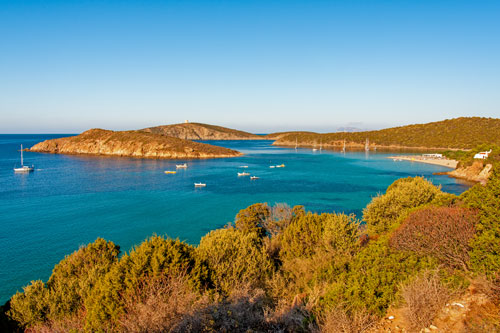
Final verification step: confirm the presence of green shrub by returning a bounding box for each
[321,238,436,316]
[8,238,119,329]
[234,203,270,237]
[46,238,120,319]
[85,235,204,330]
[363,177,442,234]
[8,280,49,328]
[196,228,274,294]
[462,169,500,276]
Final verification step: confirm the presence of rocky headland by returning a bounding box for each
[142,122,264,140]
[29,129,242,159]
[446,161,493,184]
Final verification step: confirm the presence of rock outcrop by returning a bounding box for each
[29,129,242,159]
[447,161,493,184]
[142,122,264,140]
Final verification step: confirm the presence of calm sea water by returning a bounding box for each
[0,134,471,303]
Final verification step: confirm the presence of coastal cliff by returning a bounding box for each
[142,122,264,140]
[29,129,242,159]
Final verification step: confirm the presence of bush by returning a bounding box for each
[363,177,442,234]
[119,272,205,333]
[85,236,203,330]
[462,169,500,276]
[321,238,436,315]
[46,238,120,319]
[196,228,274,294]
[390,207,478,270]
[234,203,270,237]
[400,270,452,331]
[8,281,49,328]
[319,305,377,333]
[8,238,120,329]
[280,212,360,261]
[263,203,304,237]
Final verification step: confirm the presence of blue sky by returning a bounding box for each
[1,0,499,133]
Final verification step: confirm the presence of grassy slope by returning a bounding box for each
[272,117,500,149]
[142,122,263,139]
[30,129,241,156]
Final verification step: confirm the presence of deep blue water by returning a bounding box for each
[0,134,471,303]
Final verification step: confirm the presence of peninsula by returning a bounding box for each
[29,129,242,159]
[141,122,264,140]
[272,117,500,150]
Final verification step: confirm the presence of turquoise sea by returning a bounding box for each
[0,134,471,303]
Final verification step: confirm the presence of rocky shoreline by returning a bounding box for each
[29,129,242,160]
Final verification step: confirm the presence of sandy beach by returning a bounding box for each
[388,156,458,169]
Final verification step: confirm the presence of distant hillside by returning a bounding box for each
[142,122,264,140]
[273,117,500,150]
[29,129,242,159]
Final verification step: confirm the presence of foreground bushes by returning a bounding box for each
[5,173,500,332]
[363,177,443,234]
[390,207,478,270]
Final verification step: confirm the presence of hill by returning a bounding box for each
[29,129,242,159]
[141,122,264,140]
[272,117,500,150]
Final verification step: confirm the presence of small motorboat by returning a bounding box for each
[176,163,188,169]
[276,164,285,168]
[239,165,249,168]
[194,183,206,187]
[238,172,250,176]
[269,165,275,168]
[250,176,259,180]
[164,171,177,174]
[14,145,34,173]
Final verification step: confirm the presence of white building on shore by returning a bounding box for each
[474,150,492,159]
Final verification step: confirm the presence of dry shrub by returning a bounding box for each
[400,270,451,332]
[119,272,206,333]
[470,275,500,304]
[177,284,311,332]
[319,305,376,333]
[464,299,500,333]
[25,313,85,333]
[390,206,477,270]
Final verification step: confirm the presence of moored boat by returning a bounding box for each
[194,183,206,187]
[14,145,34,173]
[164,171,177,174]
[176,163,188,169]
[238,172,250,176]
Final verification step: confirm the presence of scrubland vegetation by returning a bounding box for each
[2,170,500,332]
[274,117,500,149]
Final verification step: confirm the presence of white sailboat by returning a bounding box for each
[365,138,370,151]
[342,139,346,153]
[14,144,34,173]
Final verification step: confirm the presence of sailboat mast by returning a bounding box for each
[20,144,23,166]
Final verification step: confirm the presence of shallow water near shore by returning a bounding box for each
[0,135,471,303]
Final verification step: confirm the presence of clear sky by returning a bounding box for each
[1,0,499,133]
